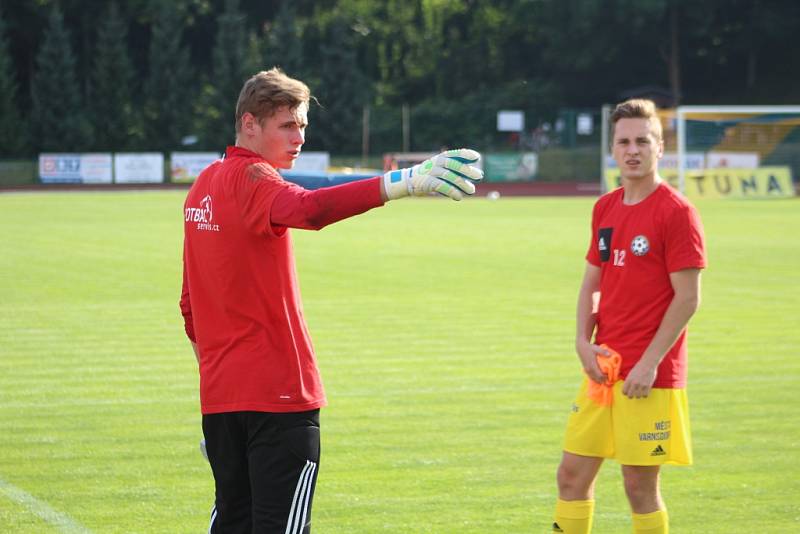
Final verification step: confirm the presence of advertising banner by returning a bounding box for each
[39,153,113,184]
[706,152,760,169]
[484,152,538,182]
[80,154,115,183]
[293,151,330,172]
[604,167,795,199]
[170,152,220,183]
[114,153,165,184]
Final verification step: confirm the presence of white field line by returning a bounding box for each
[0,396,194,409]
[0,476,91,533]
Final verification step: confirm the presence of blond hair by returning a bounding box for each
[610,98,663,142]
[235,68,311,132]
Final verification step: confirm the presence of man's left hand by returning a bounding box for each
[622,362,658,398]
[382,148,483,201]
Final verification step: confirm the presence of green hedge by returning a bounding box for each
[0,160,36,185]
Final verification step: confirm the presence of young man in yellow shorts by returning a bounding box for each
[552,99,707,533]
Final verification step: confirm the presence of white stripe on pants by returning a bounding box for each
[207,505,217,533]
[284,460,317,534]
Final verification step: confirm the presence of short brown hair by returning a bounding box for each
[235,68,311,132]
[610,98,663,142]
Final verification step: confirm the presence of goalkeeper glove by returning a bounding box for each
[382,148,483,201]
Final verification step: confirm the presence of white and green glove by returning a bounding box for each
[382,148,483,201]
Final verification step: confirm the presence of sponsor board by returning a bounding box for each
[604,167,795,198]
[171,152,221,183]
[485,152,538,182]
[706,151,760,169]
[292,151,330,172]
[114,153,165,184]
[39,153,113,184]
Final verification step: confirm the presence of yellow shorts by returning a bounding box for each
[562,378,693,466]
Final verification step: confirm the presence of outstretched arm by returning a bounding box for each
[270,149,484,231]
[271,177,385,231]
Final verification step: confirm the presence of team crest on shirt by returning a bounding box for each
[185,194,221,232]
[630,235,650,256]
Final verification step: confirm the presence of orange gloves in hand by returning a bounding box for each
[587,344,622,406]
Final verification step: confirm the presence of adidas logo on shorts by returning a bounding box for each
[650,445,666,456]
[552,522,564,532]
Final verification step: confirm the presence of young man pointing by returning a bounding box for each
[180,68,482,533]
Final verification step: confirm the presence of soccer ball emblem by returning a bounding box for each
[630,235,650,256]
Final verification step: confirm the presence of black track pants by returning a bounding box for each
[202,410,321,534]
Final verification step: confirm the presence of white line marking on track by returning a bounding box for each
[0,476,91,533]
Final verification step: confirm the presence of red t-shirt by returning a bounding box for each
[586,183,707,388]
[180,146,383,414]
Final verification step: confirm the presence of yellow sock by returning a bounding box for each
[553,498,594,533]
[632,509,669,533]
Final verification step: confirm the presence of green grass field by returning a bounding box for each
[1,191,798,533]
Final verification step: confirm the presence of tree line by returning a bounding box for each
[1,0,798,158]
